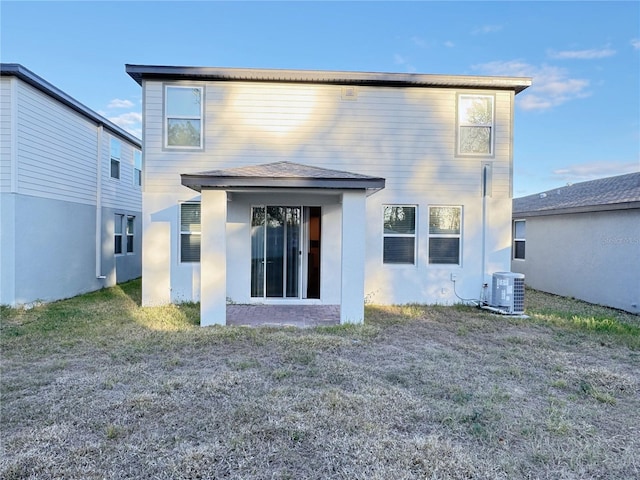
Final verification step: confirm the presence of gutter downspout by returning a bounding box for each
[96,125,106,279]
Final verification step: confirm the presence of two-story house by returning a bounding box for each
[126,64,530,326]
[1,64,142,306]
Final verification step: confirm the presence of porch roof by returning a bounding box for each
[181,161,385,193]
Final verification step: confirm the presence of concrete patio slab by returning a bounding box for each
[226,304,341,328]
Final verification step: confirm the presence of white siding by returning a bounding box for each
[143,81,514,200]
[0,77,13,192]
[15,80,98,204]
[142,78,517,307]
[100,132,142,211]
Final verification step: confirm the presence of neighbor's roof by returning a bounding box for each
[513,172,640,217]
[181,161,385,193]
[1,63,141,148]
[126,64,531,93]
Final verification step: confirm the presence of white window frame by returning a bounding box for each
[114,214,124,255]
[180,202,201,263]
[110,137,121,179]
[428,205,462,265]
[133,150,142,187]
[457,94,495,156]
[513,219,526,260]
[382,205,417,265]
[164,85,204,150]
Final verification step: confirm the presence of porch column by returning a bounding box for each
[200,189,227,326]
[340,190,367,324]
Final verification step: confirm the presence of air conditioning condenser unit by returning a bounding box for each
[490,272,525,314]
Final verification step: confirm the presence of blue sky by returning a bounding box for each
[2,1,638,196]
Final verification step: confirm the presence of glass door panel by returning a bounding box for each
[250,207,265,297]
[251,206,301,298]
[266,206,285,297]
[285,207,300,298]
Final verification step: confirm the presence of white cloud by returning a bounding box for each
[548,47,616,60]
[472,60,591,111]
[551,161,639,182]
[411,36,428,48]
[107,98,135,109]
[443,40,455,48]
[393,54,416,72]
[472,24,502,35]
[108,111,142,138]
[631,38,640,50]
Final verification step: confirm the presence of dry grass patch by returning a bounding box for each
[1,280,639,479]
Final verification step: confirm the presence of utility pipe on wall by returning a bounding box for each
[480,162,492,303]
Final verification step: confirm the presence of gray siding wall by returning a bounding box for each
[0,77,13,192]
[101,132,142,212]
[0,75,142,306]
[512,209,640,314]
[15,80,98,204]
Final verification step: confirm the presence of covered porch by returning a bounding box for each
[181,161,385,327]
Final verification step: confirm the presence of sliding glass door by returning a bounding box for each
[251,206,301,298]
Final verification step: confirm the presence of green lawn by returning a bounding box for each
[1,280,639,479]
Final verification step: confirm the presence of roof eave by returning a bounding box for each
[514,200,640,217]
[181,175,385,193]
[2,63,141,147]
[126,64,532,93]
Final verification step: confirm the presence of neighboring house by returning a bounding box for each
[0,64,142,307]
[126,64,531,325]
[511,172,640,314]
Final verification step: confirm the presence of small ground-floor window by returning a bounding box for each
[428,206,461,265]
[383,205,417,265]
[180,203,201,263]
[513,219,526,260]
[114,214,124,254]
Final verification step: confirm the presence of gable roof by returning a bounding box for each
[126,64,531,93]
[513,172,640,217]
[181,161,385,193]
[1,63,141,148]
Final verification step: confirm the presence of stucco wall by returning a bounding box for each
[1,193,141,306]
[512,209,640,314]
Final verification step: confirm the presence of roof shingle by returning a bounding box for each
[513,172,640,216]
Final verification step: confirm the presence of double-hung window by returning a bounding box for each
[165,86,203,148]
[114,214,124,254]
[513,220,526,260]
[383,205,416,264]
[133,150,142,187]
[110,138,121,179]
[457,94,494,155]
[180,203,201,262]
[428,206,462,265]
[126,216,135,253]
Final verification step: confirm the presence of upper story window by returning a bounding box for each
[383,205,416,265]
[133,150,142,187]
[428,206,462,265]
[513,220,526,260]
[165,86,203,149]
[110,138,121,179]
[457,95,494,156]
